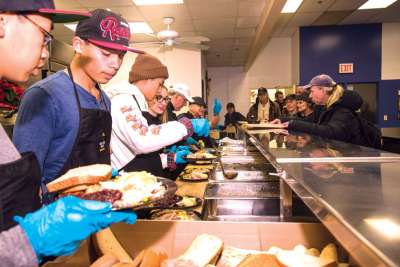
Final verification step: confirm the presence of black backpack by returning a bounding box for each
[351,111,382,149]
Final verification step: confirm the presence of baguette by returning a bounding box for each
[276,250,336,267]
[237,254,280,267]
[178,234,223,267]
[47,164,112,192]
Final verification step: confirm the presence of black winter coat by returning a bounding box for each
[247,100,281,123]
[288,90,366,146]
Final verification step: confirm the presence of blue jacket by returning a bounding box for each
[13,71,111,184]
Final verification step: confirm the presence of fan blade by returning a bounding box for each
[174,42,209,51]
[175,36,210,44]
[131,41,164,46]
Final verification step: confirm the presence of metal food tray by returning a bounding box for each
[204,181,279,199]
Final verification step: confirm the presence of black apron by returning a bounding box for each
[120,95,165,177]
[0,152,41,231]
[42,67,112,203]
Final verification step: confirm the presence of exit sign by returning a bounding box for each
[339,63,354,73]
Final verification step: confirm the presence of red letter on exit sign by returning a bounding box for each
[339,63,353,74]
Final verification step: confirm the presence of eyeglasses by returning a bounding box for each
[155,95,170,103]
[22,14,53,47]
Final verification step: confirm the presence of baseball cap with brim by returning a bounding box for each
[76,9,144,54]
[190,96,207,107]
[169,83,194,102]
[0,1,91,23]
[303,74,336,89]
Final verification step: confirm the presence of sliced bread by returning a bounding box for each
[47,164,112,192]
[178,234,223,267]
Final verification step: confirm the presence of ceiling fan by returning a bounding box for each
[132,17,210,50]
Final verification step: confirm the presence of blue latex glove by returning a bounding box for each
[186,137,199,146]
[175,149,190,164]
[14,196,137,262]
[213,99,222,115]
[191,118,210,137]
[111,168,119,177]
[168,145,178,153]
[176,145,190,153]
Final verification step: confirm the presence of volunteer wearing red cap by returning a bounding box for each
[13,9,143,203]
[1,2,136,266]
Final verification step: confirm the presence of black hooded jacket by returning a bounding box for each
[288,90,365,146]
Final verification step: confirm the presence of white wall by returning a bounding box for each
[382,23,400,80]
[207,37,292,116]
[291,29,300,85]
[106,46,202,97]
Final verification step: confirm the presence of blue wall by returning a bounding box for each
[379,80,400,127]
[300,23,400,127]
[300,24,382,84]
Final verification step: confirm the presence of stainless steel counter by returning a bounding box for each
[239,127,400,266]
[245,130,400,164]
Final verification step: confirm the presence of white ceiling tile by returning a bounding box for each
[328,0,367,11]
[149,18,195,33]
[339,10,379,25]
[107,6,144,21]
[297,0,335,13]
[234,28,256,37]
[199,30,235,39]
[237,17,260,28]
[193,18,235,32]
[54,0,83,9]
[367,2,400,23]
[279,27,298,37]
[187,1,238,19]
[76,0,133,8]
[312,10,353,25]
[131,34,159,43]
[288,12,322,27]
[138,4,191,21]
[238,0,266,16]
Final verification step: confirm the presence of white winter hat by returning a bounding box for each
[169,83,193,102]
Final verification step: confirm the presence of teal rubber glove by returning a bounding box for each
[14,196,137,262]
[213,99,222,115]
[175,149,190,164]
[186,137,199,146]
[191,118,210,137]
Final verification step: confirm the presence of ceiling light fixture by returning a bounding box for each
[359,0,397,9]
[281,0,303,13]
[129,22,153,34]
[64,23,77,32]
[132,0,184,6]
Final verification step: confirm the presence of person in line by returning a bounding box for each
[271,74,367,146]
[166,83,193,121]
[13,9,143,203]
[296,92,317,122]
[178,96,207,120]
[247,87,281,123]
[106,53,210,174]
[0,2,136,266]
[282,94,298,118]
[274,91,285,113]
[295,85,306,95]
[224,102,246,127]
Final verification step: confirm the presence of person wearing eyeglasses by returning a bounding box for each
[0,2,137,266]
[13,9,147,204]
[106,53,210,175]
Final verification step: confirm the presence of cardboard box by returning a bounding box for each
[45,220,335,266]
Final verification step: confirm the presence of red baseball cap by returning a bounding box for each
[75,9,144,54]
[0,0,91,23]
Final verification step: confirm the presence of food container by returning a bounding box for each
[204,182,280,199]
[211,163,277,182]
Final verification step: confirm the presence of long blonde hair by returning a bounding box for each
[325,84,344,108]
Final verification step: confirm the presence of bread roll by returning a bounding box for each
[237,254,280,267]
[320,244,338,263]
[276,250,336,267]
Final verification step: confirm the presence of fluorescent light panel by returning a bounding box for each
[281,0,303,13]
[64,22,153,34]
[133,0,184,6]
[359,0,397,9]
[129,22,153,34]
